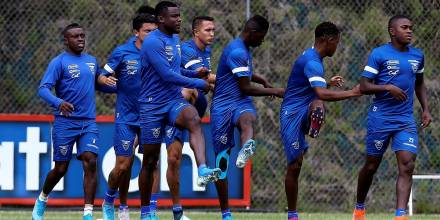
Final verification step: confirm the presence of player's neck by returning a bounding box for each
[313,43,326,59]
[193,37,206,51]
[135,39,142,50]
[390,40,409,52]
[66,48,82,56]
[158,26,173,36]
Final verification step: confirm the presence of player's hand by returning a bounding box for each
[273,88,285,98]
[351,84,362,97]
[59,101,74,116]
[207,73,216,84]
[421,110,432,128]
[386,84,407,101]
[103,76,118,87]
[329,75,345,88]
[196,67,210,78]
[201,81,212,93]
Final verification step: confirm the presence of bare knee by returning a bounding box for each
[363,160,381,175]
[399,159,415,175]
[53,163,69,176]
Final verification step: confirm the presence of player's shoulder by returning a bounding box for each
[81,53,98,62]
[408,45,424,57]
[181,39,197,53]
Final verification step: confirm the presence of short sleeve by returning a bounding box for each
[362,50,380,79]
[227,49,251,78]
[304,61,326,88]
[102,47,123,76]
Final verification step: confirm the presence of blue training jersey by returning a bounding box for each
[102,38,141,125]
[38,52,99,119]
[362,43,424,123]
[211,38,253,110]
[281,47,327,111]
[181,39,212,71]
[138,29,206,104]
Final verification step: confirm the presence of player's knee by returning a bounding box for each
[116,162,131,174]
[54,165,68,177]
[364,162,380,174]
[143,155,159,172]
[167,154,181,168]
[216,149,230,179]
[399,159,415,175]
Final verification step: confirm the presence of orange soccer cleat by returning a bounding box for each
[394,216,409,220]
[352,209,366,220]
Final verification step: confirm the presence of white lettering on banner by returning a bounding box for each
[0,141,14,190]
[160,142,205,192]
[102,147,144,193]
[19,127,47,190]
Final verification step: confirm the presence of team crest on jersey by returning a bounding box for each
[408,60,420,74]
[176,44,181,56]
[59,145,68,156]
[126,60,138,75]
[385,60,400,76]
[220,134,228,145]
[151,127,161,138]
[166,127,174,138]
[86,63,96,73]
[165,46,174,61]
[121,140,131,151]
[374,140,384,150]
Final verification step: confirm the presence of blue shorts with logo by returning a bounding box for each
[211,102,257,154]
[52,116,99,161]
[366,118,418,156]
[164,94,207,147]
[280,106,309,164]
[140,99,191,147]
[113,123,140,157]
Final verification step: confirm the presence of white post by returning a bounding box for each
[246,0,250,19]
[409,187,413,216]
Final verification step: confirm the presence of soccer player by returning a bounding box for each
[32,23,101,220]
[163,16,215,220]
[352,15,431,220]
[138,2,220,219]
[99,13,157,220]
[211,15,285,220]
[280,22,362,220]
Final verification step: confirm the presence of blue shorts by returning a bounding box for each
[139,99,191,145]
[211,103,257,154]
[280,106,309,164]
[52,117,99,161]
[366,123,418,156]
[164,94,207,147]
[113,123,140,157]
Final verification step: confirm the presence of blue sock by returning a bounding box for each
[141,206,150,217]
[288,210,298,218]
[173,204,183,220]
[104,189,117,204]
[222,209,231,218]
[356,203,365,210]
[198,164,207,175]
[395,208,406,216]
[150,193,159,212]
[119,204,128,210]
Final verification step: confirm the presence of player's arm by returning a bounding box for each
[414,58,431,127]
[145,38,208,91]
[180,46,210,78]
[96,48,121,92]
[251,73,272,88]
[38,58,74,115]
[238,77,284,97]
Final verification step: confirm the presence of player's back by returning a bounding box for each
[363,43,424,122]
[105,39,141,125]
[212,38,253,110]
[43,52,98,119]
[281,47,324,111]
[139,29,182,104]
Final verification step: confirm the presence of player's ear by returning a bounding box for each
[389,27,395,37]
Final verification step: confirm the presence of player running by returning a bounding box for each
[138,2,220,219]
[280,22,361,220]
[352,15,431,220]
[162,15,216,220]
[99,13,157,220]
[211,15,285,220]
[32,23,102,220]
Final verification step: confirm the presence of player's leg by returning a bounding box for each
[173,101,220,186]
[103,124,138,220]
[307,99,325,138]
[235,110,257,168]
[138,143,161,219]
[77,128,99,220]
[214,148,232,220]
[392,128,418,219]
[32,121,76,220]
[285,153,304,220]
[150,159,160,216]
[353,130,390,220]
[166,135,186,220]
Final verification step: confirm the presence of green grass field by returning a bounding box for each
[1,210,439,220]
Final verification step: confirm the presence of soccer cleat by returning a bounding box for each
[308,107,324,138]
[32,198,47,220]
[394,216,409,220]
[175,215,190,220]
[102,202,115,220]
[118,207,129,220]
[236,139,256,168]
[222,215,233,220]
[140,212,160,220]
[197,166,221,187]
[83,213,94,220]
[352,209,366,220]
